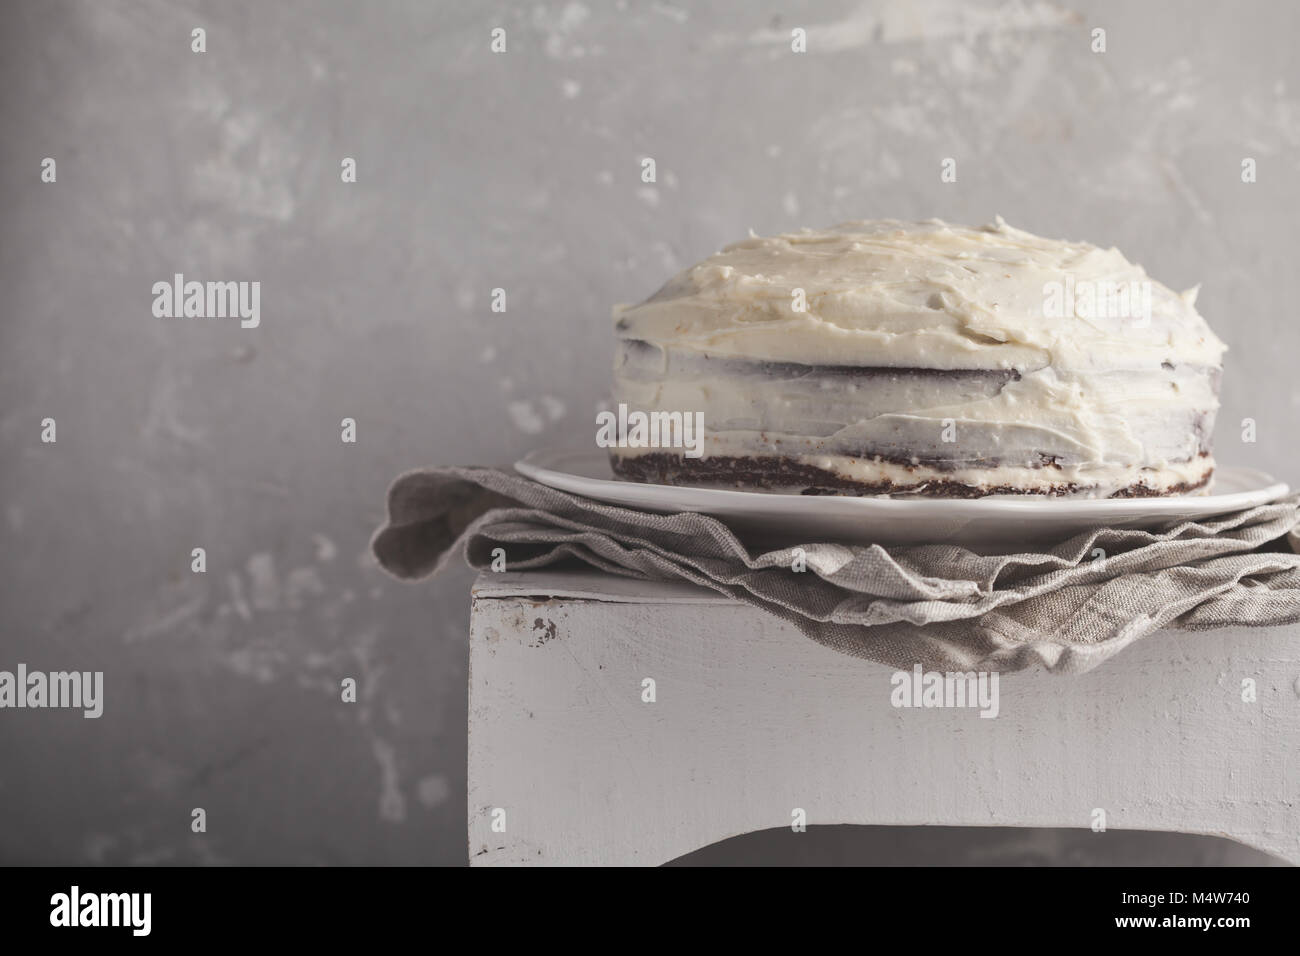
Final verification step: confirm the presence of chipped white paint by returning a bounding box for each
[533,1,592,59]
[140,370,206,447]
[284,566,326,608]
[372,736,406,823]
[417,774,452,809]
[507,400,545,434]
[739,0,1078,53]
[469,570,1300,866]
[507,396,567,434]
[650,3,687,25]
[311,533,337,562]
[245,552,280,610]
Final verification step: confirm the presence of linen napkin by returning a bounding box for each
[371,465,1300,674]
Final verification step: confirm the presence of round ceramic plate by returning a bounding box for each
[515,448,1290,548]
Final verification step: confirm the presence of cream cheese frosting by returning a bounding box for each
[610,218,1226,498]
[614,217,1226,372]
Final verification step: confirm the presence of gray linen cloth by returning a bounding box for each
[371,465,1300,674]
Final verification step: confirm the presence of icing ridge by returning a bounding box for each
[614,217,1227,372]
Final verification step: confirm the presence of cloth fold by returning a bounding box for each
[371,466,1300,675]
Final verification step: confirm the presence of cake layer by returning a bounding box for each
[611,451,1215,499]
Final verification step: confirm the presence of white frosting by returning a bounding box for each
[614,217,1226,372]
[611,218,1226,496]
[615,341,1215,469]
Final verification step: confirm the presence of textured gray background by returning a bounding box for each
[1,0,1296,865]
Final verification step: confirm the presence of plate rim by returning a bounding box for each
[515,447,1290,517]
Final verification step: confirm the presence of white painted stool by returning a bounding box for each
[467,569,1300,866]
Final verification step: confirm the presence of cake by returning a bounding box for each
[608,217,1227,498]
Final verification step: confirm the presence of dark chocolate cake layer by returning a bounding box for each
[611,452,1214,499]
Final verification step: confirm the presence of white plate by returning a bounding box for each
[515,448,1289,549]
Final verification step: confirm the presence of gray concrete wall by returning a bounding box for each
[1,0,1295,864]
